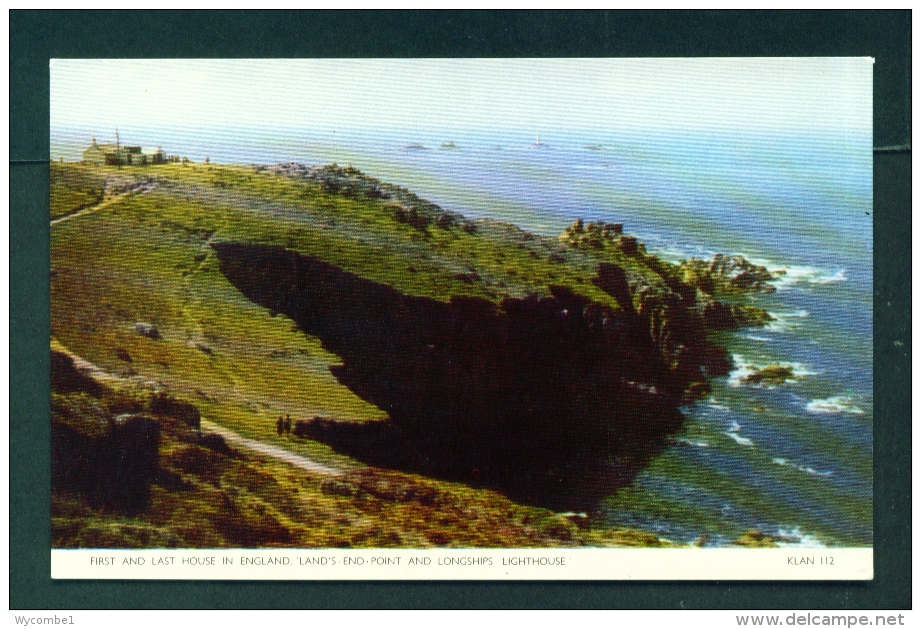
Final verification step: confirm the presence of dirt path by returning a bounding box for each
[53,341,343,478]
[200,419,343,477]
[50,181,157,227]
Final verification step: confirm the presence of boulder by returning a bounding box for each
[617,235,639,255]
[134,322,161,340]
[198,432,233,454]
[150,393,201,430]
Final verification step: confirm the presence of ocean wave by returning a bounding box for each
[775,266,847,290]
[724,432,754,447]
[811,269,848,284]
[727,354,817,386]
[724,421,754,446]
[641,236,716,264]
[742,256,848,291]
[670,438,710,448]
[772,458,834,477]
[806,395,866,415]
[788,363,818,377]
[764,309,810,333]
[727,354,757,385]
[774,527,829,549]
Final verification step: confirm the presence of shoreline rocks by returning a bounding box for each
[679,253,779,295]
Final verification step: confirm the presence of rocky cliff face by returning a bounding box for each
[561,219,776,396]
[199,171,777,511]
[678,254,780,295]
[51,352,161,513]
[213,242,688,510]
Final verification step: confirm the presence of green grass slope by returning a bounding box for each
[50,160,775,547]
[51,162,644,462]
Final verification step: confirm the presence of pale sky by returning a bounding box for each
[50,58,872,135]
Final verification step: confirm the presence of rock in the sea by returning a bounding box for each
[744,365,795,385]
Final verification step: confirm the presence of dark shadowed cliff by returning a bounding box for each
[213,242,691,510]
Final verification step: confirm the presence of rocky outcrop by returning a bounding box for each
[51,392,161,514]
[679,254,779,295]
[559,219,632,251]
[267,162,476,234]
[558,220,775,392]
[620,275,732,396]
[51,349,205,513]
[591,258,775,397]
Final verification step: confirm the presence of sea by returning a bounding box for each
[52,126,874,547]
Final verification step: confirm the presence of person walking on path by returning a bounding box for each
[276,416,285,436]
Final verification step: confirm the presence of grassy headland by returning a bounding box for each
[50,160,777,547]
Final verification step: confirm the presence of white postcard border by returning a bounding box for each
[51,548,873,581]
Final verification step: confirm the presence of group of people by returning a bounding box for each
[276,414,292,436]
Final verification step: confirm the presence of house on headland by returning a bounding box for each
[82,132,167,166]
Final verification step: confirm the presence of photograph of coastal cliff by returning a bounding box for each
[50,59,872,557]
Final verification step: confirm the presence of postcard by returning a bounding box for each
[49,58,873,580]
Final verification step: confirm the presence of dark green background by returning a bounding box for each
[10,10,911,609]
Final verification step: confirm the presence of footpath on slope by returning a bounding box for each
[50,181,157,227]
[199,418,342,476]
[53,341,344,478]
